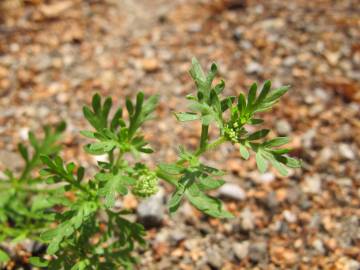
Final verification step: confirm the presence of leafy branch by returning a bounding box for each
[0,57,300,269]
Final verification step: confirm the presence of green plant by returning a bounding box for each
[1,58,300,269]
[0,122,66,263]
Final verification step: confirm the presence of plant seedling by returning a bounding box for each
[0,58,300,269]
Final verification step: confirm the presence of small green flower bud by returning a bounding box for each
[224,124,238,143]
[132,170,158,198]
[224,120,246,144]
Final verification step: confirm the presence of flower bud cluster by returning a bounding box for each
[223,121,243,143]
[132,169,158,198]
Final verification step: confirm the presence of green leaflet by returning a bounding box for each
[239,143,250,160]
[168,184,186,214]
[71,259,90,270]
[85,141,117,155]
[248,129,270,141]
[31,195,68,212]
[0,249,9,263]
[29,257,49,267]
[128,92,159,138]
[174,112,200,122]
[158,163,184,175]
[197,177,225,191]
[255,151,268,173]
[263,137,289,147]
[186,184,233,219]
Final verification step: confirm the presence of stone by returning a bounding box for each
[218,183,246,201]
[233,27,243,41]
[206,248,223,269]
[169,230,186,245]
[141,58,160,72]
[345,258,360,270]
[286,187,301,204]
[0,66,9,78]
[39,1,74,18]
[283,56,297,67]
[32,54,53,71]
[312,239,325,254]
[337,177,353,187]
[338,216,359,248]
[309,213,321,230]
[338,143,355,160]
[314,88,331,101]
[19,127,29,140]
[299,197,312,210]
[187,23,202,33]
[302,128,316,149]
[155,229,170,243]
[233,241,249,260]
[276,119,292,136]
[184,238,199,251]
[283,210,297,223]
[302,174,321,194]
[137,188,165,228]
[0,150,23,171]
[318,147,333,165]
[324,51,341,66]
[240,207,255,231]
[265,191,279,211]
[249,241,268,263]
[257,172,275,184]
[271,246,298,266]
[245,62,263,74]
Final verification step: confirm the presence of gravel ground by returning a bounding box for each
[0,0,359,269]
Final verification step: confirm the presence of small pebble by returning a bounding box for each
[276,119,292,135]
[218,183,246,201]
[233,241,249,260]
[338,143,355,160]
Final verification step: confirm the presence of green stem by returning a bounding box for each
[59,171,90,195]
[20,155,38,181]
[108,150,114,164]
[199,125,209,152]
[195,136,226,157]
[0,178,52,193]
[114,150,124,168]
[155,169,178,186]
[207,137,226,151]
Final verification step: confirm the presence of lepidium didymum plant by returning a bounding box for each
[27,58,300,269]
